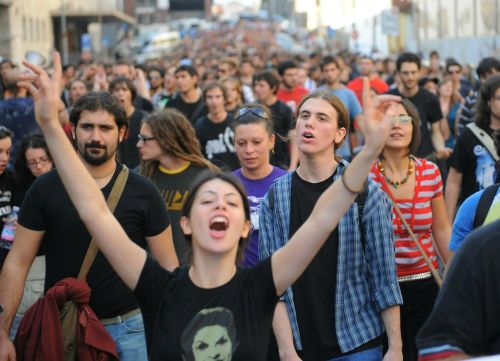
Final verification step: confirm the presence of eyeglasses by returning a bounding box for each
[27,156,51,169]
[137,134,156,143]
[235,107,269,121]
[391,115,413,125]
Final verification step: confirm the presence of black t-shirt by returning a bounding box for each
[135,94,154,113]
[416,219,500,356]
[290,171,340,360]
[150,163,207,264]
[387,88,442,157]
[18,162,170,318]
[134,256,279,361]
[268,100,294,168]
[119,108,144,169]
[0,170,15,269]
[167,95,208,125]
[195,115,240,171]
[449,126,497,203]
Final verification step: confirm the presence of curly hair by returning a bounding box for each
[475,75,500,131]
[139,109,218,177]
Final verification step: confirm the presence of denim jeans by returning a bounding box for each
[103,311,148,361]
[328,346,383,361]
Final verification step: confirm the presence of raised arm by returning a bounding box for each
[18,52,146,290]
[271,79,401,296]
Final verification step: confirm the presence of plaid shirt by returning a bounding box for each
[258,160,402,352]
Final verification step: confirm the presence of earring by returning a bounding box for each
[271,148,275,155]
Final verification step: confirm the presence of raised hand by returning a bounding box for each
[361,77,401,154]
[17,51,62,128]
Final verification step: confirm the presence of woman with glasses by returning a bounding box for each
[19,51,399,361]
[137,109,218,264]
[369,99,450,361]
[232,105,287,267]
[9,132,54,340]
[13,133,54,204]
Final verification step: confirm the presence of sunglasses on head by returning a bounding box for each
[235,107,268,120]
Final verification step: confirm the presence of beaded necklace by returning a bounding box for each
[378,157,413,189]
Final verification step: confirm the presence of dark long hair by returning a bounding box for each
[14,133,52,186]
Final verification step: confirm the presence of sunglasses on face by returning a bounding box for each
[235,107,269,121]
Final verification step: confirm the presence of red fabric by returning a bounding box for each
[14,278,118,361]
[347,77,389,104]
[370,158,443,277]
[277,86,309,114]
[418,350,461,361]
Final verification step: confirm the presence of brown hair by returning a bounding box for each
[296,91,350,157]
[396,98,421,156]
[139,109,218,178]
[202,81,227,102]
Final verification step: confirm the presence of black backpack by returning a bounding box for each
[472,183,500,229]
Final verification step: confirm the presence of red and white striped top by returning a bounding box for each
[370,157,443,278]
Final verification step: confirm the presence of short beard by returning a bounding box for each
[79,141,115,166]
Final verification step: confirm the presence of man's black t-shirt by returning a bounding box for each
[290,171,340,360]
[416,219,500,357]
[18,162,170,318]
[387,88,442,157]
[167,95,207,125]
[119,108,144,168]
[268,100,294,168]
[449,126,497,203]
[195,114,240,171]
[134,256,279,361]
[135,94,154,113]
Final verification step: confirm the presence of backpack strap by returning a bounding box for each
[77,166,130,280]
[466,123,500,162]
[473,183,500,229]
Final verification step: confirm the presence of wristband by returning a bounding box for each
[341,168,365,194]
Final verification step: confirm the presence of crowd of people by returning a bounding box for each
[0,20,499,361]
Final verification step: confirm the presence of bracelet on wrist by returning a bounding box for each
[341,168,365,194]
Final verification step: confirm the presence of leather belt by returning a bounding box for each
[100,308,141,326]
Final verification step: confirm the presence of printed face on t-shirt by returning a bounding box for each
[181,307,237,361]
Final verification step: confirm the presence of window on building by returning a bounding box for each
[22,16,27,41]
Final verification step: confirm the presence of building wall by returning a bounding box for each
[0,0,58,65]
[409,0,500,64]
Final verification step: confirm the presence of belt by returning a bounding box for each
[398,271,432,283]
[100,308,141,326]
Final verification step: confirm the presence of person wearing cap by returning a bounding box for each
[418,76,439,96]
